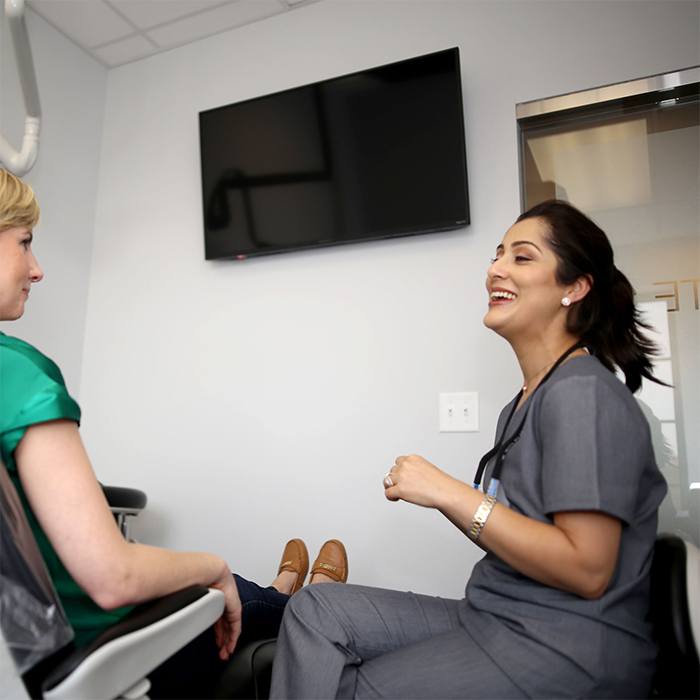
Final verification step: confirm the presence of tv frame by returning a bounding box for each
[199,47,470,261]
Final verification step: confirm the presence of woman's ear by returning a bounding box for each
[569,274,592,304]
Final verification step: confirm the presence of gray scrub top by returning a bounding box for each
[460,355,667,699]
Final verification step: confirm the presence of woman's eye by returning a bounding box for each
[21,240,31,250]
[515,255,531,262]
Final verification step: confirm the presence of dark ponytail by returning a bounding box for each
[516,200,663,393]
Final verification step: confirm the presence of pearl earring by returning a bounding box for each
[561,296,571,307]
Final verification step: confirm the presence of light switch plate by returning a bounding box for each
[439,392,479,432]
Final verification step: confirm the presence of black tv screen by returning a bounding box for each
[199,47,469,260]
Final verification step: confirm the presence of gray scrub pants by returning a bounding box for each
[269,583,525,699]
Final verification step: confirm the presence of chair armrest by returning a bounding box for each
[101,485,148,540]
[101,485,147,515]
[42,586,224,700]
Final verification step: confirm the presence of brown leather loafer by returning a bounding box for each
[310,539,348,583]
[277,538,309,594]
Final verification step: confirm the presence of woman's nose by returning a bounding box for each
[29,253,44,283]
[487,257,506,280]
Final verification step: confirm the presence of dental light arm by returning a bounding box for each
[1,0,41,176]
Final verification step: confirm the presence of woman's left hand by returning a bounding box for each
[383,454,457,509]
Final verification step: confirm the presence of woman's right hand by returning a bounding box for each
[383,454,459,509]
[210,566,242,660]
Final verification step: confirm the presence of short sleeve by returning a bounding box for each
[538,374,646,524]
[0,345,80,470]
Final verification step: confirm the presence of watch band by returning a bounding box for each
[468,494,497,542]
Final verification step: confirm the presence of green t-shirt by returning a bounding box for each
[0,332,131,647]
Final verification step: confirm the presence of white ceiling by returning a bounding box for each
[27,0,321,68]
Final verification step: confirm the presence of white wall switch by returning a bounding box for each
[439,392,479,432]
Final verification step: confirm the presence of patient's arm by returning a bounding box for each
[15,420,241,660]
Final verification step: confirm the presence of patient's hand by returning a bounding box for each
[211,568,242,660]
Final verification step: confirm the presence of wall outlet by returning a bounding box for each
[439,392,479,432]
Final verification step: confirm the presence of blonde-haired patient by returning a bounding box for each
[0,169,349,698]
[270,200,667,699]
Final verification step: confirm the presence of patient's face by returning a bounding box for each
[0,226,43,321]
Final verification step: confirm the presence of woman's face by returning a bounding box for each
[0,226,43,321]
[483,217,570,343]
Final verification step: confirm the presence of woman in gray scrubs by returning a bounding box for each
[270,200,668,699]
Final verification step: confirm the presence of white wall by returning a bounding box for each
[78,0,700,597]
[0,9,107,392]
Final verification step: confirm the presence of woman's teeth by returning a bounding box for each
[490,291,516,300]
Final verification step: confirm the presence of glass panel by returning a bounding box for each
[518,78,700,546]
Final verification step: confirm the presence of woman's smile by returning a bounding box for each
[488,287,518,306]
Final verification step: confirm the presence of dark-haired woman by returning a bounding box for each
[270,200,667,699]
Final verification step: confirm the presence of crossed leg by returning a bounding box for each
[269,582,524,699]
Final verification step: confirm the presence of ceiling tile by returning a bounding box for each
[147,0,284,49]
[29,0,134,48]
[92,33,156,66]
[108,0,225,30]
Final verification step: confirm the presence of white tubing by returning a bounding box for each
[1,0,41,176]
[0,116,40,175]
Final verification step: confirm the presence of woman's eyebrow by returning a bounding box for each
[509,239,541,252]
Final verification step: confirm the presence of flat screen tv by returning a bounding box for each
[199,47,469,260]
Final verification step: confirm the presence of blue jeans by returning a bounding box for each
[149,573,289,698]
[234,573,289,646]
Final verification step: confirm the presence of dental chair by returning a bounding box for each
[98,482,276,699]
[97,482,276,698]
[0,460,224,700]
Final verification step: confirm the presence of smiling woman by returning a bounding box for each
[269,200,668,700]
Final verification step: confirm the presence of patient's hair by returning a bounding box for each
[0,169,40,232]
[517,199,661,393]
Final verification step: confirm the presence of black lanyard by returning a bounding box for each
[473,341,585,497]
